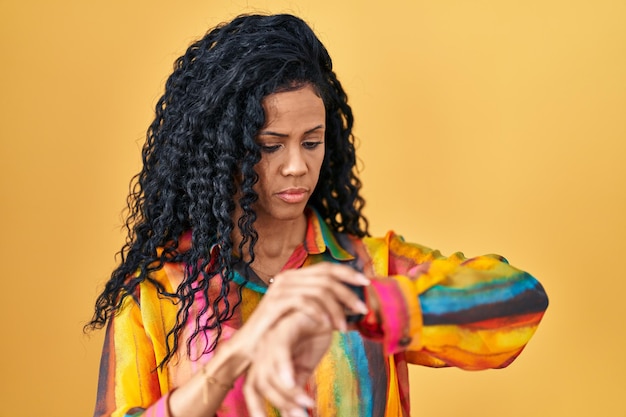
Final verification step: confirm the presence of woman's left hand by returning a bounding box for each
[243,310,334,417]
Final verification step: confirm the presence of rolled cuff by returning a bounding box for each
[357,276,423,355]
[126,391,173,417]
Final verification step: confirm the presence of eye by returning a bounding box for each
[302,141,324,150]
[259,144,282,153]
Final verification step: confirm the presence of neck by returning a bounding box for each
[232,210,307,283]
[232,209,308,264]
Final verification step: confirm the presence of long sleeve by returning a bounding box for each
[357,232,549,370]
[93,291,173,417]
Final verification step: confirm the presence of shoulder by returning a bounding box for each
[127,230,195,304]
[364,231,443,260]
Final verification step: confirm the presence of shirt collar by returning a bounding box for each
[304,207,354,261]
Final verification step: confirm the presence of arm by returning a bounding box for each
[93,291,249,417]
[94,295,167,417]
[93,263,369,417]
[239,233,548,414]
[358,232,549,369]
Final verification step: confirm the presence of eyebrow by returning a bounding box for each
[258,124,325,138]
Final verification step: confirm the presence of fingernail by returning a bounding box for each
[356,273,371,285]
[279,369,295,388]
[338,319,347,332]
[296,394,315,408]
[290,409,308,417]
[354,300,368,315]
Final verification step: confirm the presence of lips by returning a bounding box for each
[276,187,309,204]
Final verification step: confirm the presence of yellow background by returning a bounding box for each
[1,0,625,416]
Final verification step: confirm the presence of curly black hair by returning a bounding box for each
[86,13,368,367]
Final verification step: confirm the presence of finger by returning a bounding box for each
[261,375,304,413]
[273,281,367,328]
[300,262,371,286]
[250,348,304,413]
[275,262,370,286]
[242,268,367,339]
[272,276,368,314]
[243,374,268,417]
[294,302,332,328]
[280,407,308,417]
[286,367,316,408]
[239,296,321,341]
[262,354,315,413]
[268,263,370,305]
[278,387,313,417]
[249,295,332,331]
[265,287,346,331]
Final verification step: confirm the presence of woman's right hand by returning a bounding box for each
[229,262,370,360]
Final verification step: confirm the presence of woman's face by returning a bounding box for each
[253,84,326,224]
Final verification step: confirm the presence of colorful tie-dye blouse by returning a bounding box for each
[94,208,548,417]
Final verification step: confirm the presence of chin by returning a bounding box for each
[275,206,307,221]
[257,203,308,223]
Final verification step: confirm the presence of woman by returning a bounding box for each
[87,13,548,417]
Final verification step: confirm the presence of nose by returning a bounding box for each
[280,146,307,177]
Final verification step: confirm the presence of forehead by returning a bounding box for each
[261,85,325,128]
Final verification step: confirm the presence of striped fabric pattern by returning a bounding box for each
[93,208,548,417]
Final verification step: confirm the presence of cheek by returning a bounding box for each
[313,151,325,174]
[253,162,271,190]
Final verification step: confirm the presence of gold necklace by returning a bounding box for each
[249,264,276,285]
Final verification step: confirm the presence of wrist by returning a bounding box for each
[211,333,253,378]
[167,333,253,417]
[353,283,383,335]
